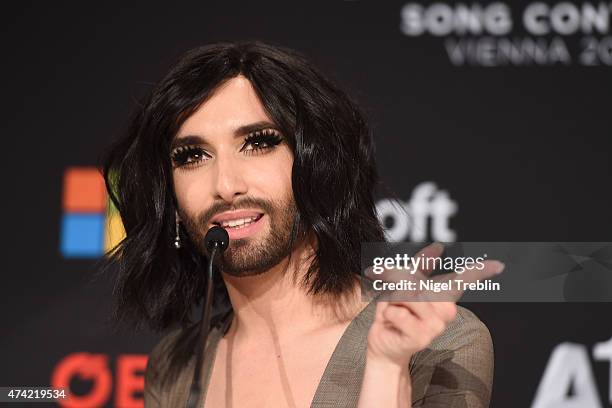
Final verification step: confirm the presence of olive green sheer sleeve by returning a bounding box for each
[409,306,494,408]
[144,329,185,408]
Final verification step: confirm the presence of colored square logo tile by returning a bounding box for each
[63,167,107,212]
[104,210,126,254]
[60,213,105,258]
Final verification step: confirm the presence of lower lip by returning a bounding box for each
[220,215,265,240]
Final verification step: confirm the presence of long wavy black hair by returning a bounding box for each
[100,40,384,383]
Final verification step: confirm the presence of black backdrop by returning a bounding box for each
[1,1,611,407]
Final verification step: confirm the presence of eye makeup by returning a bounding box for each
[241,128,283,154]
[170,145,210,168]
[170,128,284,169]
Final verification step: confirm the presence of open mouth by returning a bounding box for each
[212,213,264,230]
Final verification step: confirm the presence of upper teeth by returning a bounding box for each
[220,216,259,228]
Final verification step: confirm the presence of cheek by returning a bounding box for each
[249,149,294,199]
[173,172,212,215]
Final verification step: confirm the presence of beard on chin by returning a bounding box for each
[180,195,299,277]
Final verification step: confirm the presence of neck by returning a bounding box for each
[220,235,364,344]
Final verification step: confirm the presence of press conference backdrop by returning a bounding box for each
[1,1,611,407]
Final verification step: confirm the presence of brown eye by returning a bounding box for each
[171,146,210,168]
[241,129,283,154]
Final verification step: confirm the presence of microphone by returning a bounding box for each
[204,225,229,253]
[186,226,229,408]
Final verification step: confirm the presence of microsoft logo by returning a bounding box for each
[60,167,125,258]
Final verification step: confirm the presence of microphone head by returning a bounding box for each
[203,226,229,253]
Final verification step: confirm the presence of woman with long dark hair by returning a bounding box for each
[102,41,498,407]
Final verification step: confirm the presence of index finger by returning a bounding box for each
[425,259,505,302]
[363,242,445,282]
[414,242,445,276]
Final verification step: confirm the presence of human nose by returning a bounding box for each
[212,153,248,202]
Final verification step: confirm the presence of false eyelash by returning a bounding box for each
[243,128,283,149]
[170,145,207,166]
[170,128,283,169]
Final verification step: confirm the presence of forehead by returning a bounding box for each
[176,75,273,138]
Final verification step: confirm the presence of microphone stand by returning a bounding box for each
[186,236,223,408]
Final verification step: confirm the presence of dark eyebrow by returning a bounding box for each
[234,121,280,137]
[170,120,280,150]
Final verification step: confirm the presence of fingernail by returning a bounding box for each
[494,261,505,274]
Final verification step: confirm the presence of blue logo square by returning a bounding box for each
[60,213,105,258]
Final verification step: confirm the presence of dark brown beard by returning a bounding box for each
[180,195,299,277]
